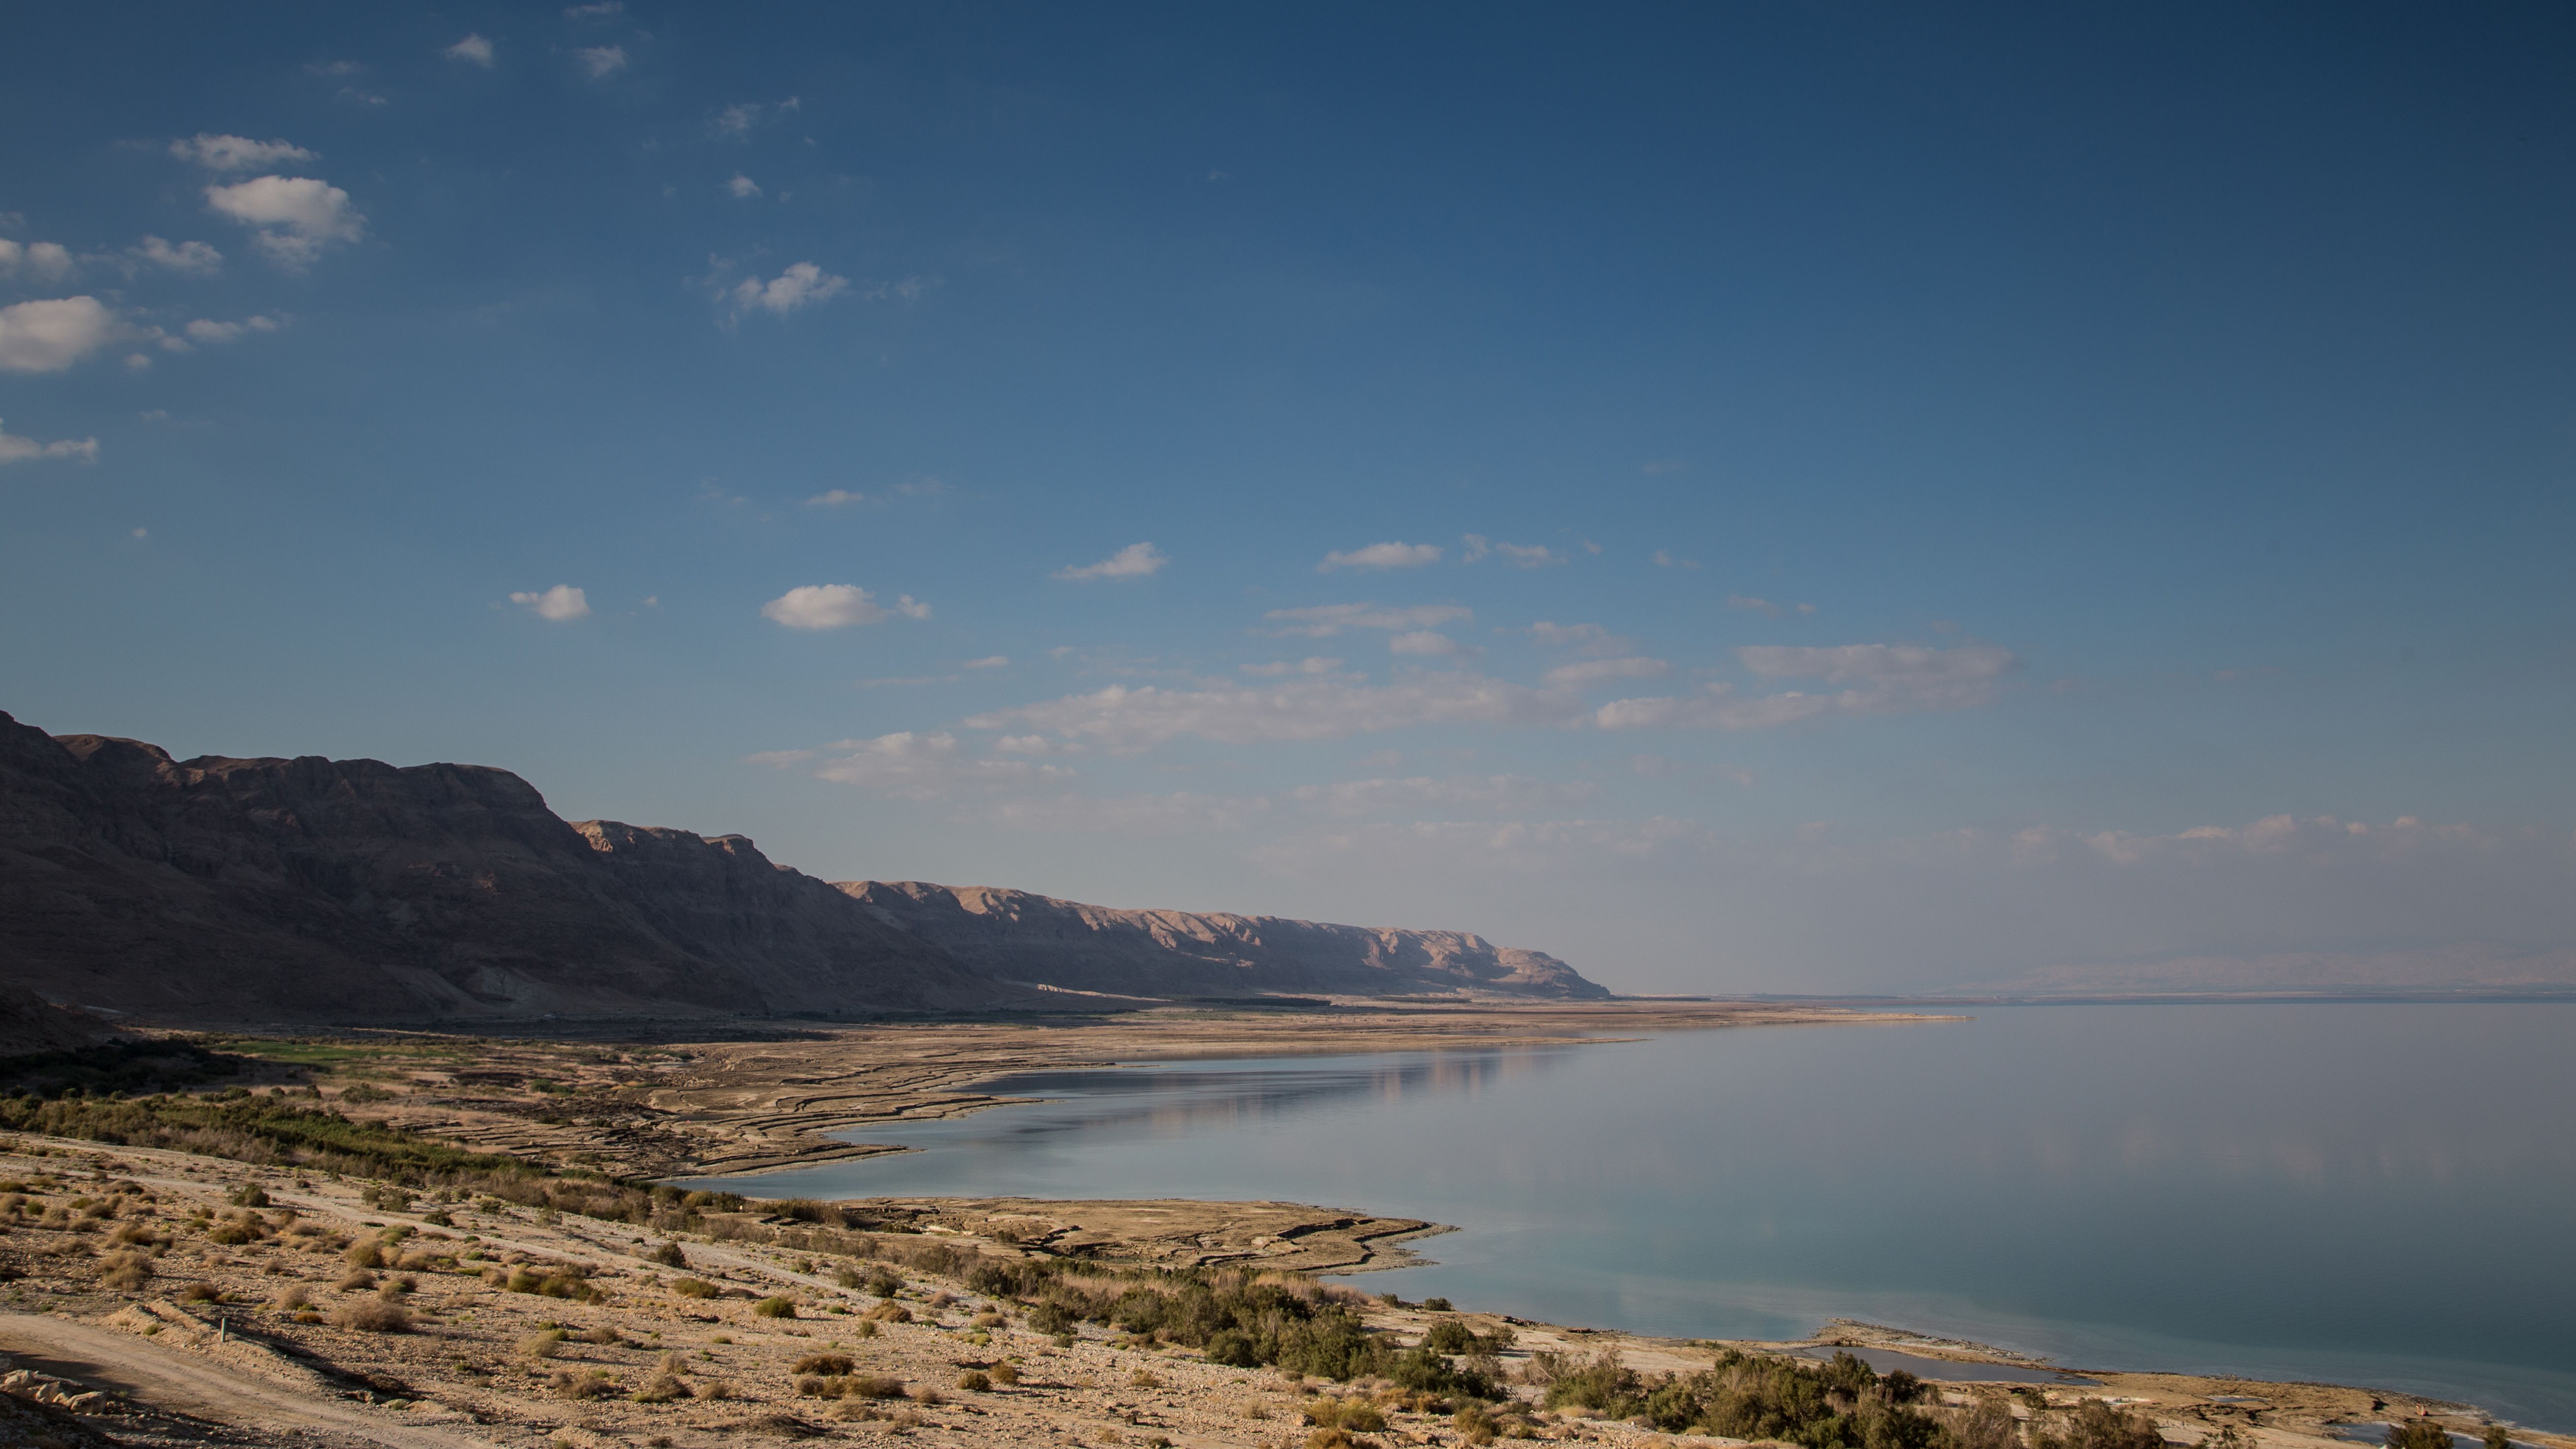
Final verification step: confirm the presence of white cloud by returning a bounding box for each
[1495,541,1563,567]
[1727,594,1814,618]
[509,585,590,620]
[964,655,1011,669]
[1052,541,1168,581]
[1595,642,2018,731]
[1525,620,1636,656]
[993,734,1078,755]
[566,0,622,15]
[183,315,280,344]
[130,236,222,275]
[1543,656,1670,689]
[445,33,495,66]
[1738,643,2016,712]
[170,134,317,171]
[1388,630,1463,657]
[727,173,762,199]
[725,262,848,319]
[0,297,116,373]
[1240,658,1344,677]
[1285,774,1598,818]
[1319,541,1442,572]
[576,45,628,77]
[760,583,891,629]
[1263,602,1470,637]
[1250,815,1704,876]
[0,240,75,282]
[895,594,932,620]
[805,489,866,506]
[1652,549,1698,570]
[963,671,1588,753]
[0,420,99,466]
[792,731,1071,800]
[204,176,365,267]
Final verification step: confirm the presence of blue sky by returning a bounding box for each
[4,3,2572,993]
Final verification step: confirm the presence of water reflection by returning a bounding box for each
[702,1007,2576,1432]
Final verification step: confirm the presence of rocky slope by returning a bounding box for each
[840,881,1609,1000]
[0,711,995,1024]
[0,709,1606,1024]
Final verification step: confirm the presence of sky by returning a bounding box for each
[3,3,2572,995]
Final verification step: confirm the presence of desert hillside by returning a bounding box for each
[0,710,1606,1025]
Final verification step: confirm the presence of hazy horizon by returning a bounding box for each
[5,5,2571,996]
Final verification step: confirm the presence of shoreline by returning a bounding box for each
[49,1000,2553,1448]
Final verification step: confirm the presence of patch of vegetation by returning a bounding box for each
[1532,1348,1946,1446]
[0,1038,253,1099]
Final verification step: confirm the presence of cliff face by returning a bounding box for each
[0,711,997,1023]
[0,708,1610,1024]
[838,881,1610,1000]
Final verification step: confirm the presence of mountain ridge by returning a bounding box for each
[0,710,1607,1024]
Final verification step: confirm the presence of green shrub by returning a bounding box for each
[753,1295,797,1318]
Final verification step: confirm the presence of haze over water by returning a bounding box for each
[719,1006,2576,1432]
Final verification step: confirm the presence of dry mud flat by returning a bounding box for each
[0,1131,2560,1449]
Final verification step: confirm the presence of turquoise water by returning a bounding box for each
[702,1005,2576,1430]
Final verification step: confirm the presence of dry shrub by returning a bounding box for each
[971,1310,1006,1327]
[844,1376,907,1401]
[276,1286,313,1310]
[913,1388,945,1408]
[791,1354,854,1376]
[927,1291,955,1309]
[989,1363,1019,1387]
[549,1370,618,1400]
[862,1302,910,1323]
[331,1299,413,1333]
[745,1413,820,1438]
[672,1278,717,1299]
[574,1323,623,1345]
[1131,1369,1163,1389]
[177,1280,224,1303]
[699,1382,736,1401]
[100,1251,152,1290]
[648,1241,688,1267]
[794,1376,829,1398]
[343,1239,385,1269]
[851,1320,879,1340]
[632,1375,691,1404]
[519,1329,567,1359]
[956,1371,991,1392]
[752,1295,797,1318]
[336,1270,376,1292]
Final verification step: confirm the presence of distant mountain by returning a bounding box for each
[842,881,1609,1001]
[0,710,1606,1025]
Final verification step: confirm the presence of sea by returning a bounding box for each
[692,1004,2576,1431]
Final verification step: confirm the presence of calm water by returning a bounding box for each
[708,1006,2576,1429]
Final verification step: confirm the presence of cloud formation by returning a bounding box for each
[1263,603,1471,637]
[0,420,99,466]
[204,176,365,267]
[727,174,762,199]
[0,297,116,373]
[1727,594,1814,618]
[576,45,628,78]
[1053,541,1167,581]
[1389,630,1464,657]
[170,134,316,171]
[131,236,222,275]
[509,585,590,620]
[760,583,912,629]
[725,262,847,319]
[785,731,1071,799]
[1319,541,1442,571]
[444,33,494,66]
[1596,643,2018,730]
[964,671,1587,752]
[1543,656,1670,689]
[0,240,75,282]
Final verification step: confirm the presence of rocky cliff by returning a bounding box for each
[839,881,1609,1000]
[0,709,1608,1024]
[0,711,996,1023]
